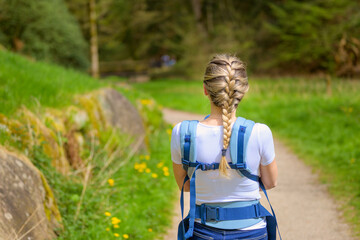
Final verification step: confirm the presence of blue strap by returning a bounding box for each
[237,125,246,164]
[196,203,271,222]
[184,135,191,162]
[184,164,201,239]
[259,179,282,240]
[178,175,189,240]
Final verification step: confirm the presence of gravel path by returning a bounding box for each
[162,108,355,240]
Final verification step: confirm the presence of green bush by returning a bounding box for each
[0,0,89,69]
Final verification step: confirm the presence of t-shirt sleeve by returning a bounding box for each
[257,123,275,166]
[171,123,182,165]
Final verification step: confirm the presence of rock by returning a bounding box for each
[97,88,147,150]
[0,146,61,240]
[19,108,70,175]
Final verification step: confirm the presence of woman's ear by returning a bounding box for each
[203,84,208,96]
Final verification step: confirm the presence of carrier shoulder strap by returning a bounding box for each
[180,120,199,177]
[229,117,259,181]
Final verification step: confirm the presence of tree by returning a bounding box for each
[0,0,89,70]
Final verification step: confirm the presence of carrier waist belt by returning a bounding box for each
[195,203,271,223]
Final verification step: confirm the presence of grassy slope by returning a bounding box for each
[0,50,176,239]
[133,78,360,236]
[0,50,104,116]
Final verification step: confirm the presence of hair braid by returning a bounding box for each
[203,54,249,177]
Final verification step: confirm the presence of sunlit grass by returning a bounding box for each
[0,49,105,116]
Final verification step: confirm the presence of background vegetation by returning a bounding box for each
[0,0,89,69]
[1,0,360,77]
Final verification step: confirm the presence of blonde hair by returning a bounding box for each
[203,54,249,176]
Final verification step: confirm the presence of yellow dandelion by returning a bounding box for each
[104,212,111,217]
[166,129,172,135]
[162,167,169,172]
[164,171,170,177]
[134,163,140,170]
[108,179,114,187]
[145,168,151,173]
[138,169,144,173]
[148,228,153,232]
[140,99,152,105]
[123,234,129,239]
[151,173,158,178]
[111,217,121,225]
[145,155,150,161]
[114,224,119,228]
[106,228,110,231]
[114,233,120,237]
[157,162,164,168]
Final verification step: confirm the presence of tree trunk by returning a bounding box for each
[190,0,207,38]
[89,0,99,78]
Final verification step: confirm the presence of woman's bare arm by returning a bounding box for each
[260,159,278,190]
[172,163,190,192]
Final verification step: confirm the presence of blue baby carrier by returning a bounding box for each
[177,117,281,240]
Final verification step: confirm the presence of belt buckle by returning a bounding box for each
[206,206,219,222]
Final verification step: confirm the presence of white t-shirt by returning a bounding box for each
[171,121,275,230]
[171,121,275,204]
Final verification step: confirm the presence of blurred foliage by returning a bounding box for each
[1,0,360,76]
[0,0,89,70]
[64,0,360,77]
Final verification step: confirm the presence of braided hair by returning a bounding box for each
[203,54,249,176]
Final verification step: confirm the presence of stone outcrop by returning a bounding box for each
[98,88,146,149]
[0,146,61,240]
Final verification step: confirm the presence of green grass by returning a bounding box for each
[44,126,176,240]
[0,49,105,116]
[133,78,360,236]
[0,50,177,239]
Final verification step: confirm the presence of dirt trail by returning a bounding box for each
[162,108,355,240]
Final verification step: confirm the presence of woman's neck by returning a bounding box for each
[201,103,237,126]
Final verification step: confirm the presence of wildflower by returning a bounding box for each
[106,228,110,231]
[164,171,170,177]
[162,167,169,172]
[166,129,172,135]
[135,162,147,172]
[114,224,119,228]
[123,234,129,239]
[152,173,158,178]
[104,212,111,217]
[114,233,119,237]
[111,217,121,225]
[157,162,164,168]
[108,179,114,187]
[148,228,153,232]
[140,99,152,105]
[145,168,151,173]
[145,155,150,161]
